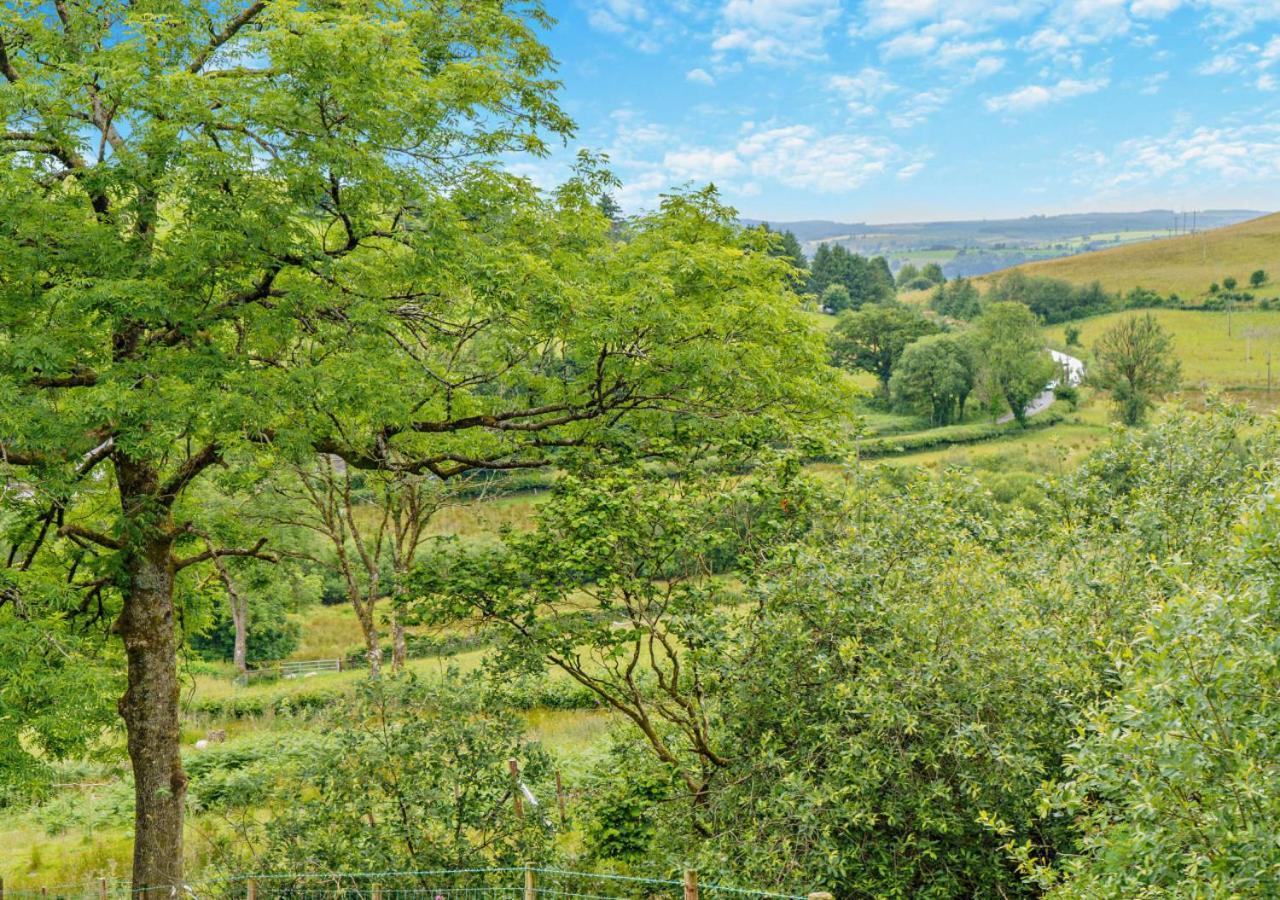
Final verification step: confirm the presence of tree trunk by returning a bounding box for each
[115,536,185,896]
[357,604,383,678]
[230,598,248,676]
[391,611,407,673]
[114,459,186,897]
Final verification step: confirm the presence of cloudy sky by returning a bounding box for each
[517,0,1280,222]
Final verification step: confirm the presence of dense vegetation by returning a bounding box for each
[3,2,1280,899]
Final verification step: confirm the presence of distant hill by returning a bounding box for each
[995,212,1280,298]
[746,210,1265,247]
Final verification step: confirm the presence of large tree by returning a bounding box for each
[1090,313,1180,425]
[972,302,1057,426]
[829,304,937,399]
[0,1,835,891]
[808,243,895,308]
[890,333,977,425]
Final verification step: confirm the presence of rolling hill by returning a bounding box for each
[997,211,1280,298]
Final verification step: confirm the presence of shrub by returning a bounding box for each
[858,403,1068,457]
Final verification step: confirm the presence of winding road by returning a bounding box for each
[997,348,1085,425]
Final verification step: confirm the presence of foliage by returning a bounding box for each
[821,283,853,314]
[808,244,896,308]
[929,277,982,320]
[896,262,921,286]
[920,262,946,285]
[890,332,978,425]
[987,272,1117,324]
[1089,313,1181,425]
[761,224,808,272]
[188,597,301,666]
[829,304,938,397]
[857,402,1068,457]
[1252,269,1268,288]
[211,674,552,874]
[972,302,1058,425]
[0,0,840,878]
[1036,493,1280,897]
[1064,325,1081,346]
[695,472,1074,897]
[581,738,676,864]
[410,456,824,833]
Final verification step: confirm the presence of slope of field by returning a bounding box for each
[1048,308,1280,390]
[1000,212,1280,297]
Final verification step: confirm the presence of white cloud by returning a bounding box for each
[1199,36,1280,86]
[897,161,927,179]
[973,56,1006,78]
[713,0,842,64]
[828,67,896,114]
[1140,70,1169,94]
[1130,0,1180,17]
[686,67,716,85]
[662,148,747,179]
[986,76,1109,112]
[888,88,951,127]
[581,0,682,54]
[1101,124,1280,189]
[735,124,900,191]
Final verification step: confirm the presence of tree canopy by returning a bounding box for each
[829,304,937,399]
[1090,313,1181,425]
[971,302,1057,425]
[808,244,895,308]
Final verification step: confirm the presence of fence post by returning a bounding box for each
[246,878,257,900]
[1,875,5,900]
[509,757,523,819]
[807,893,834,900]
[99,878,108,900]
[523,866,536,900]
[555,770,566,827]
[372,885,381,900]
[683,870,698,900]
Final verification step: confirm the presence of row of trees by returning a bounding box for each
[830,302,1056,426]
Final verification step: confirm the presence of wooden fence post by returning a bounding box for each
[1,875,5,900]
[523,866,536,900]
[246,878,257,900]
[683,870,698,900]
[509,757,523,819]
[807,893,834,900]
[98,878,108,900]
[372,885,381,900]
[555,770,566,827]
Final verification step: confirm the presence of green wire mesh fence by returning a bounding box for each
[0,870,822,900]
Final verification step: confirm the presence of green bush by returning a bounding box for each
[858,403,1067,457]
[1043,498,1280,896]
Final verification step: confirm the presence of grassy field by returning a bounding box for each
[1048,308,1280,392]
[999,212,1280,297]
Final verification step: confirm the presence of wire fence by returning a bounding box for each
[0,870,820,900]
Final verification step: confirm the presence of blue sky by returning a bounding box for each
[514,1,1280,222]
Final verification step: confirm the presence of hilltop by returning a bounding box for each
[747,209,1266,279]
[996,211,1280,298]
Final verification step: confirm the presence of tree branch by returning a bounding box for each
[159,442,221,504]
[189,2,268,74]
[174,537,277,571]
[58,523,125,550]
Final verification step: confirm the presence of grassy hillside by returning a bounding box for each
[1048,308,1280,391]
[996,212,1280,297]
